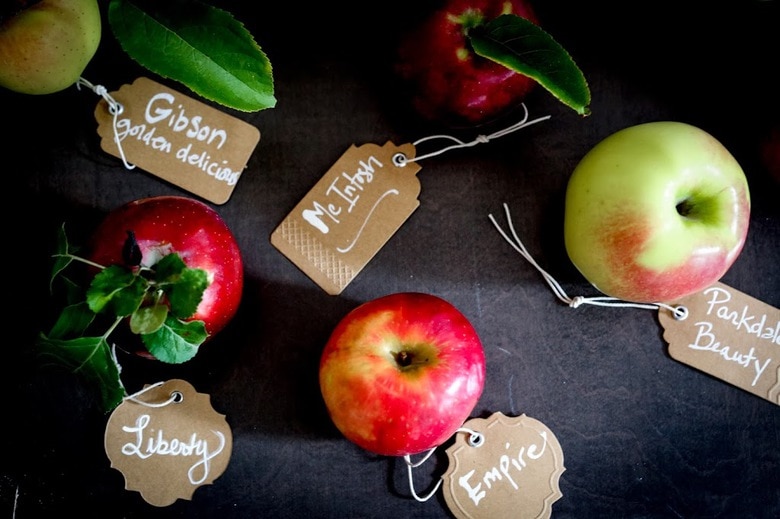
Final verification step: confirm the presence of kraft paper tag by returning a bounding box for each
[658,282,779,405]
[442,413,565,519]
[104,379,233,506]
[94,77,260,205]
[271,141,422,295]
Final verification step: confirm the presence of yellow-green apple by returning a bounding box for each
[319,292,486,457]
[87,195,244,361]
[0,0,101,94]
[563,121,751,303]
[396,0,539,125]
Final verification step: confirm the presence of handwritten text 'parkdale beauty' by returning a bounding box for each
[121,414,226,485]
[689,286,778,386]
[301,155,383,234]
[114,92,240,185]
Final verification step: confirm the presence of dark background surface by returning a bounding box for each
[3,0,779,517]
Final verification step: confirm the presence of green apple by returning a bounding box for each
[563,121,751,303]
[0,0,101,94]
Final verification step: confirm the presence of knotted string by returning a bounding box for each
[392,103,551,167]
[404,426,487,503]
[76,77,136,170]
[123,381,182,408]
[489,202,689,319]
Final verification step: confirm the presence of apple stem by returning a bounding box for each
[395,350,412,367]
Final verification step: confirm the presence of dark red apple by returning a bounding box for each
[88,196,244,347]
[396,0,539,125]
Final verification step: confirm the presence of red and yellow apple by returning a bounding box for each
[319,292,486,457]
[0,0,101,94]
[563,121,751,303]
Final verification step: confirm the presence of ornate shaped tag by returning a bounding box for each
[93,77,261,204]
[271,141,422,294]
[442,413,565,519]
[659,282,779,405]
[104,379,233,506]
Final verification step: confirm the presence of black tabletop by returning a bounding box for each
[4,1,779,518]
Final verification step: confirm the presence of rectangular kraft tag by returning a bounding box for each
[658,282,779,405]
[94,77,260,205]
[271,141,422,295]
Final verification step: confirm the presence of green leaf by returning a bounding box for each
[108,0,276,112]
[130,303,169,335]
[167,268,208,319]
[469,14,591,116]
[87,265,147,316]
[36,334,126,412]
[48,302,96,340]
[142,317,207,364]
[50,223,77,292]
[154,252,187,281]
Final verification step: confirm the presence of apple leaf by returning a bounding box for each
[129,304,168,335]
[47,302,96,340]
[36,334,126,412]
[107,0,276,112]
[142,317,206,364]
[166,268,208,319]
[50,223,79,292]
[469,14,591,116]
[87,265,146,316]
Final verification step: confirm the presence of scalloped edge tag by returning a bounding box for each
[442,413,565,519]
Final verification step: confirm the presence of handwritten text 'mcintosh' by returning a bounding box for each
[301,156,383,234]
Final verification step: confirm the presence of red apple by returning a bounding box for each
[88,195,244,349]
[319,292,486,457]
[396,0,539,125]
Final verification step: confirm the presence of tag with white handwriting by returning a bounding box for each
[442,413,565,519]
[94,77,260,205]
[658,282,779,405]
[104,379,233,506]
[271,141,422,295]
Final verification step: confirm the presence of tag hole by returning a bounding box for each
[392,153,407,167]
[468,432,485,448]
[171,391,183,403]
[673,305,689,321]
[109,103,124,116]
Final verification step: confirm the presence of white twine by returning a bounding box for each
[123,381,182,408]
[392,103,551,167]
[76,77,136,170]
[404,426,487,503]
[489,202,689,319]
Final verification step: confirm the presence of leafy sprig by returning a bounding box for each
[36,224,209,412]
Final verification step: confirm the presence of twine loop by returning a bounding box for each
[124,381,182,408]
[392,103,551,167]
[76,77,135,170]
